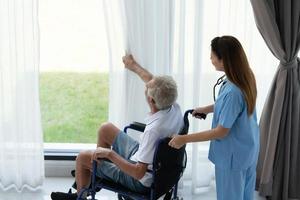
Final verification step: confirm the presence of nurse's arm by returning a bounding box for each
[192,104,214,117]
[183,125,230,143]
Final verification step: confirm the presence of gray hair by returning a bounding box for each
[147,76,178,110]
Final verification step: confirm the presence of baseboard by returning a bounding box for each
[45,160,75,177]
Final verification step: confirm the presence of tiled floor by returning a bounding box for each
[0,177,266,200]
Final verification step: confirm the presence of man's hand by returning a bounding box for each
[168,135,186,149]
[92,147,112,162]
[122,54,153,83]
[122,54,137,71]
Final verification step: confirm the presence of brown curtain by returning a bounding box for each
[250,0,300,199]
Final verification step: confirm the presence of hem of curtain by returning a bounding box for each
[0,179,44,193]
[255,178,272,197]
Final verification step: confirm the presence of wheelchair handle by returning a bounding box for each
[188,109,207,120]
[123,122,146,133]
[180,109,206,135]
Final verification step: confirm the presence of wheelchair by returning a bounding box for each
[75,109,204,200]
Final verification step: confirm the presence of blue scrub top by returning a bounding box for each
[208,79,260,170]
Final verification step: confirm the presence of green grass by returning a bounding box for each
[40,72,108,143]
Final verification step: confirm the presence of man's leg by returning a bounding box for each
[96,131,148,193]
[76,122,121,192]
[75,150,93,193]
[97,122,121,148]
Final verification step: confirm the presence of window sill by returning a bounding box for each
[44,143,96,161]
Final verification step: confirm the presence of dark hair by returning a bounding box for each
[211,36,257,115]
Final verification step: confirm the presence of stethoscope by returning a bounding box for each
[213,74,226,102]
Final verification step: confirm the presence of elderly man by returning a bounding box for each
[51,55,183,200]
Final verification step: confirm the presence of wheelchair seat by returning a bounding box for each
[76,109,197,200]
[93,179,149,200]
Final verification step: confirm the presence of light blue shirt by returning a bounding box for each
[208,79,259,170]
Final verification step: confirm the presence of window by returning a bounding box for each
[39,0,109,145]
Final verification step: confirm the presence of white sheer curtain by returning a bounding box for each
[103,0,210,192]
[103,0,277,194]
[0,0,44,192]
[103,0,175,128]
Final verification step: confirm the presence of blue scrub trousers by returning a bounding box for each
[215,163,256,200]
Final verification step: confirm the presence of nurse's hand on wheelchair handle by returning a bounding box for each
[192,107,207,120]
[92,147,112,163]
[194,112,207,119]
[168,135,186,149]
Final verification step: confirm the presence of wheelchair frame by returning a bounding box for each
[77,109,198,200]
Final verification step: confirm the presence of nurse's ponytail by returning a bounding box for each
[211,36,257,115]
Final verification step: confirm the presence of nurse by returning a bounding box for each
[169,35,259,200]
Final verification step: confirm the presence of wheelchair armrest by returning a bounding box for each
[123,122,146,133]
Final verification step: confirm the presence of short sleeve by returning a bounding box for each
[218,92,243,129]
[137,129,159,164]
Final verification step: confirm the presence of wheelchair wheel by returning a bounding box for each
[117,194,134,200]
[171,197,183,200]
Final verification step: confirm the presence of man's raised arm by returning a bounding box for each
[122,55,153,83]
